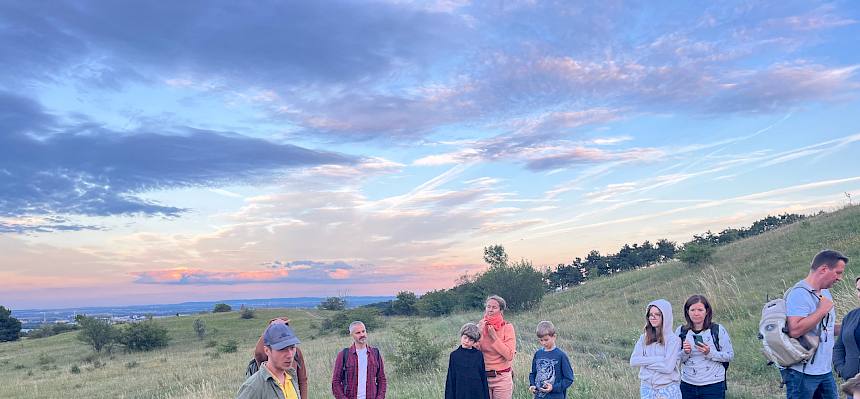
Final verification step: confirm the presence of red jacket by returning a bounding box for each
[331,344,387,399]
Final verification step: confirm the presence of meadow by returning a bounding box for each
[2,205,859,398]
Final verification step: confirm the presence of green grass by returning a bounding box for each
[2,205,860,398]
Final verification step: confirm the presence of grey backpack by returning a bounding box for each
[758,286,822,367]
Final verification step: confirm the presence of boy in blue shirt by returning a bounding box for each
[529,320,574,399]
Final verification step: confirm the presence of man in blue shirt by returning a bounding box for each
[782,249,849,399]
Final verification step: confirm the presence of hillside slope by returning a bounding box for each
[1,205,858,398]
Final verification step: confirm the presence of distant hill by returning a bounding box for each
[2,205,857,399]
[12,296,394,326]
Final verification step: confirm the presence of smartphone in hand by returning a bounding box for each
[693,334,704,346]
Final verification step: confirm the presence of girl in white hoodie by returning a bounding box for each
[630,299,682,399]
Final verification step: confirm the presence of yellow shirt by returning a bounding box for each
[276,372,298,399]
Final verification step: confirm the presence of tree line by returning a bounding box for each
[343,212,808,319]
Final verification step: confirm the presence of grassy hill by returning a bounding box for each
[2,205,859,398]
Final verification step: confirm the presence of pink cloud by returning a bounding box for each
[133,267,291,285]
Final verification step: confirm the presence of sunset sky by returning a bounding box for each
[2,1,860,309]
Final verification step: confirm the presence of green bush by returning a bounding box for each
[193,319,206,340]
[389,325,445,374]
[70,365,81,374]
[219,339,238,353]
[678,242,715,266]
[319,307,382,336]
[213,303,232,313]
[318,296,347,311]
[240,307,256,319]
[417,289,457,316]
[75,315,117,353]
[117,320,169,352]
[391,291,418,316]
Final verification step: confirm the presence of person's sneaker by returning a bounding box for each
[841,372,860,396]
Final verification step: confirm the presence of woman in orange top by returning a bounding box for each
[475,295,517,399]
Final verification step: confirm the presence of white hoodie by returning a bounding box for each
[629,299,681,389]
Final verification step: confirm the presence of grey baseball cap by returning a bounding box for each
[263,322,301,350]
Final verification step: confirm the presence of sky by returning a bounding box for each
[2,1,860,310]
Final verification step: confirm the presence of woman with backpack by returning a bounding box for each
[676,294,734,399]
[834,277,860,399]
[630,299,682,399]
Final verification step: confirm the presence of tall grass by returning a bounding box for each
[2,205,859,398]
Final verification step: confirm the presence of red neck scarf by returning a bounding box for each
[484,313,506,330]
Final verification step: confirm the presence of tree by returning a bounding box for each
[483,244,508,267]
[0,306,22,342]
[212,303,232,313]
[416,290,457,316]
[451,273,486,311]
[477,259,545,311]
[391,291,418,316]
[318,296,347,311]
[76,315,117,353]
[117,320,169,352]
[193,319,206,340]
[678,242,715,266]
[655,239,677,262]
[546,259,586,290]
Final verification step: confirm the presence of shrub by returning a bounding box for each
[318,296,347,311]
[319,307,382,336]
[125,361,139,369]
[389,325,445,374]
[193,319,206,340]
[117,320,169,352]
[417,289,457,316]
[678,242,715,266]
[240,307,256,319]
[391,291,418,316]
[75,315,117,353]
[219,339,238,353]
[70,365,81,374]
[213,303,232,313]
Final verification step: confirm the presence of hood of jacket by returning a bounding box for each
[647,299,674,341]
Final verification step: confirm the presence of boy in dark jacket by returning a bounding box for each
[529,321,574,399]
[445,323,490,399]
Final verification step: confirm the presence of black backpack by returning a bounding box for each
[679,323,729,373]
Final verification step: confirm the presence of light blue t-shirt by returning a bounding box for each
[785,280,835,375]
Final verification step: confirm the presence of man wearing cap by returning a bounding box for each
[237,321,303,399]
[252,317,308,399]
[331,321,387,399]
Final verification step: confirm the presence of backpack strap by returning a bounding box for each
[340,347,349,393]
[678,325,689,348]
[710,323,721,352]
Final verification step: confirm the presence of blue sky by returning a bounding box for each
[2,0,859,309]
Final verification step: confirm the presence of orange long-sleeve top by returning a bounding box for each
[475,322,516,371]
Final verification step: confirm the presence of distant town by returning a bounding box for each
[11,296,394,331]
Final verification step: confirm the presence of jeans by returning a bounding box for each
[780,369,838,399]
[680,381,726,399]
[487,371,513,399]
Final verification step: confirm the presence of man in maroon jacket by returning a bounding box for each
[331,321,387,399]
